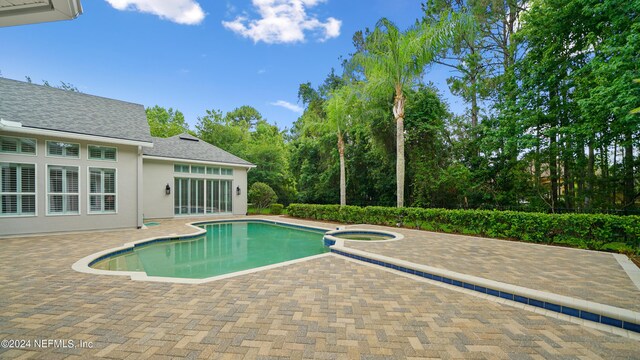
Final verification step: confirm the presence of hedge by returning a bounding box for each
[270,203,284,215]
[286,204,640,255]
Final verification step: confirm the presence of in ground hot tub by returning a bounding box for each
[323,228,403,246]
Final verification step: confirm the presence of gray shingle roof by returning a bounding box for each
[0,77,152,143]
[144,133,254,167]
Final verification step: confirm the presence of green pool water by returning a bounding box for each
[92,222,328,279]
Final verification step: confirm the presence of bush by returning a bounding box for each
[249,182,277,212]
[286,204,640,254]
[270,203,284,215]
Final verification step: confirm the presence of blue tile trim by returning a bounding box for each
[561,306,579,317]
[329,248,640,334]
[580,311,600,322]
[323,239,336,247]
[623,321,640,333]
[463,282,474,290]
[194,219,329,234]
[544,302,561,312]
[529,299,544,308]
[514,295,528,304]
[601,316,623,328]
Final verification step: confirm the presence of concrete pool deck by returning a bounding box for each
[0,215,639,358]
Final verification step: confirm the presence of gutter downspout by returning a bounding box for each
[137,146,143,229]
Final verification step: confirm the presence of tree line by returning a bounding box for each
[148,0,639,213]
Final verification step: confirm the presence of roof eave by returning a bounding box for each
[0,0,83,28]
[142,154,256,168]
[0,121,153,147]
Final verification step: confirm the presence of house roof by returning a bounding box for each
[144,133,255,167]
[0,0,82,28]
[0,77,153,144]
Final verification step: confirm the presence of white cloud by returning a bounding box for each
[105,0,205,25]
[271,100,303,113]
[222,0,342,44]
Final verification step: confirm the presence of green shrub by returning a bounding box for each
[270,203,284,215]
[248,182,277,212]
[285,204,640,254]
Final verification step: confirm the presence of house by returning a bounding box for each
[0,78,254,236]
[0,0,82,27]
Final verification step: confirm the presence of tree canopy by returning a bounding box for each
[142,0,639,214]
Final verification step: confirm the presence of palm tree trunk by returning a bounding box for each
[338,132,346,206]
[394,87,405,208]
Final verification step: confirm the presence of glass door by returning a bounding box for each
[175,177,232,215]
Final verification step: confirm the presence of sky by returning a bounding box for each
[0,0,464,131]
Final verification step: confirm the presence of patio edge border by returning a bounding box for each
[330,244,640,335]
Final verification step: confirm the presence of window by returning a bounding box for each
[0,136,36,155]
[206,167,220,175]
[88,145,117,161]
[48,165,79,215]
[0,163,36,216]
[47,141,79,158]
[89,168,116,213]
[191,165,205,174]
[174,164,190,173]
[221,168,233,175]
[175,178,232,215]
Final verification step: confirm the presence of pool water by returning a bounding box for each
[91,222,328,279]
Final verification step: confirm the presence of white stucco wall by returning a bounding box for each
[142,159,174,219]
[142,158,248,219]
[0,132,140,236]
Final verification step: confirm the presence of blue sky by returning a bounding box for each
[0,0,463,130]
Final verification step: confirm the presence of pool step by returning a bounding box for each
[330,246,640,335]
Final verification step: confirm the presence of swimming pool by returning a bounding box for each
[90,221,328,279]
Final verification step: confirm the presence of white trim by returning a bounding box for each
[0,125,153,148]
[87,166,118,215]
[143,155,255,168]
[45,163,80,216]
[0,161,37,217]
[46,140,80,159]
[87,144,118,162]
[614,254,640,291]
[324,228,404,244]
[0,135,37,157]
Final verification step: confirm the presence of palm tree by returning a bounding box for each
[355,13,473,207]
[324,85,361,206]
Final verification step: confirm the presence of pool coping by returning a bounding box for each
[71,218,333,284]
[324,228,404,244]
[328,242,640,336]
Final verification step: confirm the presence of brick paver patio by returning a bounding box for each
[340,223,640,312]
[1,216,639,359]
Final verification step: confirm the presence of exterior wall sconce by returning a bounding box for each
[165,183,171,195]
[236,186,241,196]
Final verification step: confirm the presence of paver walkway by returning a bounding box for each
[0,216,638,359]
[339,223,640,312]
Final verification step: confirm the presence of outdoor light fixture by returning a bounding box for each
[236,186,241,196]
[165,183,171,195]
